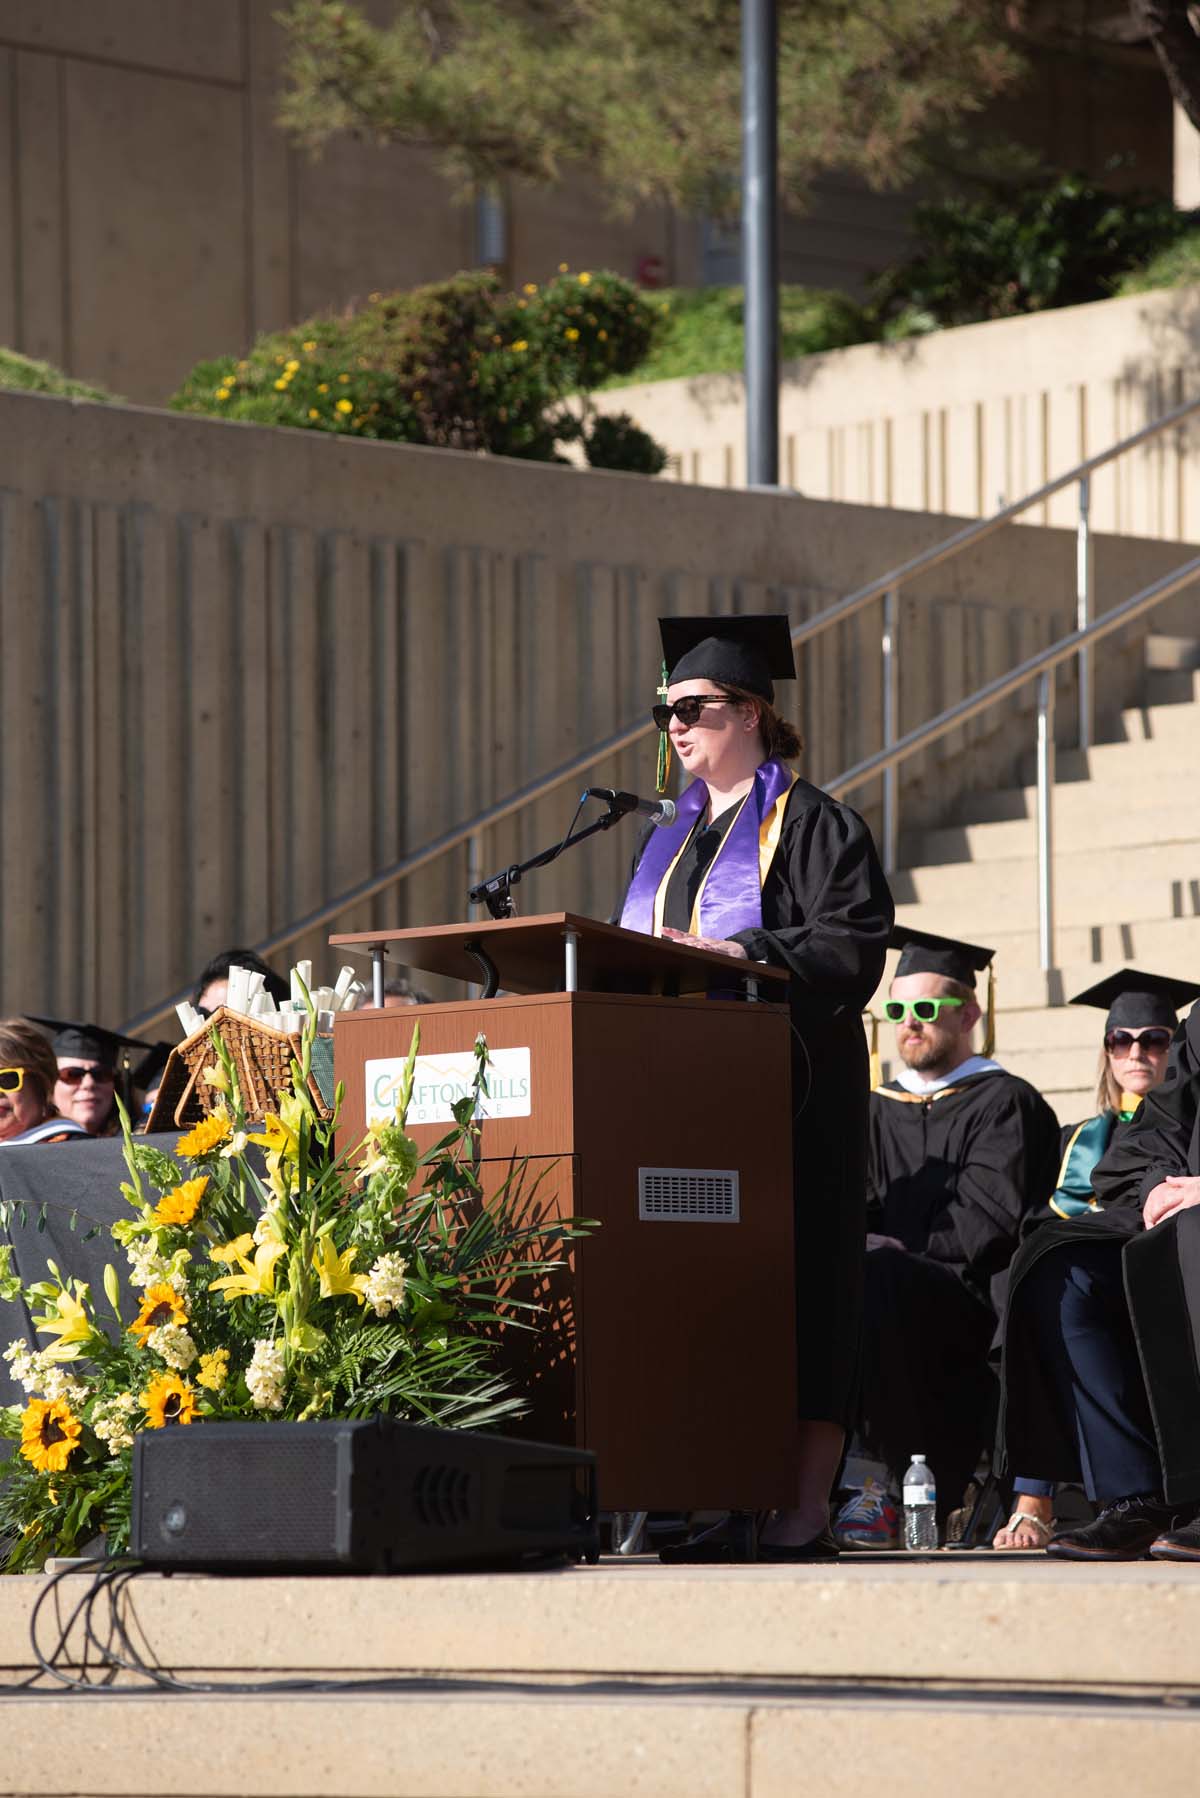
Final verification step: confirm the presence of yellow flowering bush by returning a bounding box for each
[0,1019,589,1570]
[170,268,667,471]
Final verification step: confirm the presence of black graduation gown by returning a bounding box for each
[623,775,894,1429]
[998,1007,1200,1502]
[861,1070,1061,1510]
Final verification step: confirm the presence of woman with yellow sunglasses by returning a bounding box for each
[0,1021,88,1147]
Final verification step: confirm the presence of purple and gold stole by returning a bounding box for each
[619,758,797,939]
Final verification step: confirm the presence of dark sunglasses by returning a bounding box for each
[1104,1028,1173,1054]
[0,1067,28,1094]
[652,696,733,730]
[884,997,965,1024]
[57,1065,115,1087]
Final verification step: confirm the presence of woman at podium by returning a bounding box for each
[619,614,894,1560]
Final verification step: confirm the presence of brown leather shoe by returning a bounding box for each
[1149,1514,1200,1561]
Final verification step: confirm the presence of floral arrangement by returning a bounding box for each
[0,1019,581,1571]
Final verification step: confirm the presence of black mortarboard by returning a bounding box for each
[26,1016,154,1068]
[889,927,995,989]
[1068,969,1200,1032]
[658,614,795,702]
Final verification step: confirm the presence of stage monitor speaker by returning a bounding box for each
[130,1417,598,1572]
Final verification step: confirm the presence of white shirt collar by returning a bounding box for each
[892,1054,1004,1095]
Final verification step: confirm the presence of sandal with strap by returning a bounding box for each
[993,1508,1054,1550]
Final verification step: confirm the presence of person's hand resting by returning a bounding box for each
[866,1233,906,1253]
[661,927,748,960]
[1143,1176,1200,1229]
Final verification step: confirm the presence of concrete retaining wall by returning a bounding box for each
[0,388,1192,1028]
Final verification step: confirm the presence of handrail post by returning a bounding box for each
[466,829,484,922]
[1076,473,1094,752]
[1036,670,1056,973]
[881,586,899,874]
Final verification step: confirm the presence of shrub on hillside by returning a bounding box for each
[612,285,875,386]
[0,348,116,402]
[171,269,668,471]
[1116,228,1200,295]
[871,175,1198,329]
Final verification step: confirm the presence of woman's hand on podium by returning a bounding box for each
[662,927,749,960]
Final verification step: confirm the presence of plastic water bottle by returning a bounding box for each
[902,1453,937,1551]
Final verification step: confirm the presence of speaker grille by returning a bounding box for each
[638,1167,740,1221]
[412,1461,474,1528]
[137,1428,341,1562]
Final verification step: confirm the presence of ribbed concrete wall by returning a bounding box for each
[602,284,1200,541]
[0,388,1193,1029]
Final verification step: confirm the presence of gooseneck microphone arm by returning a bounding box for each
[467,788,662,922]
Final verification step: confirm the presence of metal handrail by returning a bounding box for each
[119,388,1200,1035]
[825,552,1200,968]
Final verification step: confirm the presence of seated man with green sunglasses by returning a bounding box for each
[833,927,1060,1550]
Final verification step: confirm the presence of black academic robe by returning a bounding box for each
[623,775,894,1429]
[861,1070,1061,1513]
[999,1006,1200,1502]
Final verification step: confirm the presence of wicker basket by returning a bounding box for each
[145,1007,333,1133]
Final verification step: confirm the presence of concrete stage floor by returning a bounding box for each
[2,1551,1199,1797]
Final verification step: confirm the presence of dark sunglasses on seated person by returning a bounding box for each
[57,1064,115,1087]
[1104,1027,1173,1053]
[651,696,733,729]
[884,997,965,1024]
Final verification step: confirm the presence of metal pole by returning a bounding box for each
[881,587,899,875]
[466,830,483,922]
[370,946,386,1009]
[563,929,580,994]
[1076,473,1094,751]
[742,0,778,487]
[1036,671,1056,973]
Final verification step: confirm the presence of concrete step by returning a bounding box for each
[912,804,1190,868]
[908,914,1200,978]
[892,857,1200,931]
[960,747,1197,825]
[1146,633,1200,671]
[8,1560,1200,1797]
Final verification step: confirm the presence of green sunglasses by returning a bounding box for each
[884,997,965,1025]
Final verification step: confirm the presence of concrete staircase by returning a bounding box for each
[9,1558,1200,1796]
[879,635,1200,1124]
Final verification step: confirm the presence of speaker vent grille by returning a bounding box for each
[638,1167,740,1222]
[412,1462,474,1528]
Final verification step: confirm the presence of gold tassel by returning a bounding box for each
[865,1011,881,1090]
[983,964,996,1059]
[655,657,672,794]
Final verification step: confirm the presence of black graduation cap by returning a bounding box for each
[889,926,997,1055]
[26,1016,155,1069]
[1068,968,1200,1032]
[889,926,995,990]
[658,614,796,702]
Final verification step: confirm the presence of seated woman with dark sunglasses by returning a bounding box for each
[996,968,1200,1555]
[0,1020,89,1147]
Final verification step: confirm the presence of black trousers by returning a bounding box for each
[857,1248,996,1519]
[1018,1241,1160,1505]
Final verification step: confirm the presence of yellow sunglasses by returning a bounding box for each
[0,1066,28,1094]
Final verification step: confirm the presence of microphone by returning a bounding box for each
[586,787,678,828]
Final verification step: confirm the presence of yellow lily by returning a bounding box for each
[248,1095,304,1199]
[33,1283,93,1362]
[312,1236,368,1305]
[208,1235,287,1302]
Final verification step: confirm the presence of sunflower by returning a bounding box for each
[20,1396,82,1473]
[141,1372,197,1428]
[153,1176,209,1229]
[176,1109,232,1158]
[130,1283,188,1346]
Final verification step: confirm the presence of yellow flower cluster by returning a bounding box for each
[273,357,301,394]
[177,1109,232,1158]
[196,1347,229,1392]
[153,1176,209,1230]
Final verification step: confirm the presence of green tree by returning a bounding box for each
[276,0,1019,215]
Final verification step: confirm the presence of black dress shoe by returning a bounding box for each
[1149,1513,1200,1560]
[756,1525,840,1563]
[1045,1495,1180,1561]
[659,1512,758,1564]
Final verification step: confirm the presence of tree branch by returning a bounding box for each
[1130,0,1200,131]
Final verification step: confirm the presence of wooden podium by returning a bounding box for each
[330,913,798,1510]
